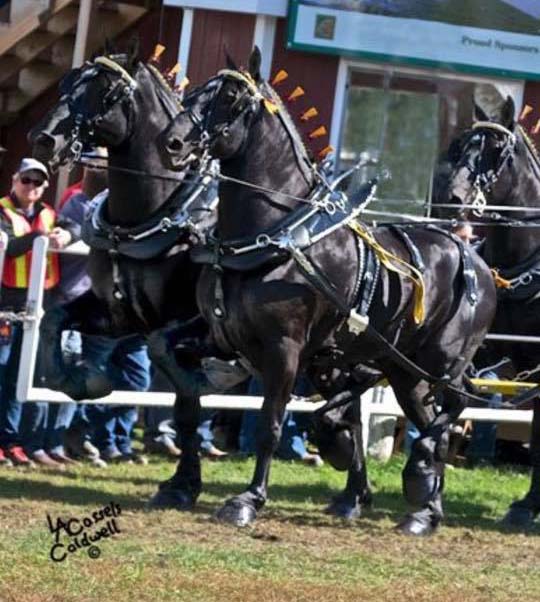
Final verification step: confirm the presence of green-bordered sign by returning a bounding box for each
[287,0,540,80]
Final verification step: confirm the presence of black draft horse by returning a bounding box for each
[154,48,497,534]
[436,96,540,528]
[29,43,221,413]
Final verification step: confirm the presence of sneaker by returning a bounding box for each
[89,456,108,468]
[81,440,101,459]
[48,451,79,465]
[6,446,35,467]
[101,448,123,462]
[301,452,324,468]
[201,444,228,460]
[143,435,181,458]
[31,450,66,470]
[0,447,13,467]
[103,448,148,465]
[120,451,149,465]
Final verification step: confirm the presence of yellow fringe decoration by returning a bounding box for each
[533,119,540,135]
[301,107,318,121]
[287,86,305,101]
[519,104,533,121]
[309,125,327,139]
[263,99,279,114]
[150,44,166,62]
[348,220,426,324]
[491,269,512,289]
[271,70,288,86]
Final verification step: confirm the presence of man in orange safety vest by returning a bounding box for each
[0,157,80,467]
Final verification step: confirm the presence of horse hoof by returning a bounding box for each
[147,488,196,511]
[396,514,438,536]
[216,499,257,527]
[502,505,537,529]
[325,500,361,520]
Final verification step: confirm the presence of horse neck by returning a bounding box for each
[106,71,182,227]
[217,109,314,240]
[483,142,540,268]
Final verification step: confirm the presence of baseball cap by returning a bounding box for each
[17,158,49,180]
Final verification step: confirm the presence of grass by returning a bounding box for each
[0,455,538,602]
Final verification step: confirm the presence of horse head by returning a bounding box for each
[30,41,141,167]
[160,47,275,169]
[444,96,522,216]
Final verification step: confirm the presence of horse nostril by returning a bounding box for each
[167,137,183,153]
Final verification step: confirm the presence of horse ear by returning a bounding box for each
[224,47,237,70]
[248,46,262,82]
[473,102,489,123]
[500,96,515,129]
[127,35,140,70]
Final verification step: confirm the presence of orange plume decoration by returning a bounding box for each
[271,70,288,86]
[309,126,327,139]
[318,145,334,159]
[167,63,181,79]
[301,107,318,121]
[519,105,533,121]
[287,86,305,102]
[150,44,166,63]
[532,119,540,135]
[177,77,190,91]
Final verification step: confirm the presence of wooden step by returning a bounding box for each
[0,2,148,124]
[0,4,78,88]
[0,0,75,57]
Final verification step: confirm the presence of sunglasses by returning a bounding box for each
[20,176,45,186]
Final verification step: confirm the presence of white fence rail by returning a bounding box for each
[0,235,534,444]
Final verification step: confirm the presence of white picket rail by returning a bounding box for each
[0,235,533,446]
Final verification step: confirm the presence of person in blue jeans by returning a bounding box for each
[466,369,502,466]
[83,334,151,463]
[239,376,323,466]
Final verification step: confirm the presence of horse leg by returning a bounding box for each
[324,394,373,519]
[390,374,465,536]
[146,325,205,510]
[216,344,299,527]
[309,376,377,519]
[503,402,540,527]
[40,290,115,400]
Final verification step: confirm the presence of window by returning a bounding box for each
[340,70,440,216]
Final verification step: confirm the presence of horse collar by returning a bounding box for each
[81,167,216,260]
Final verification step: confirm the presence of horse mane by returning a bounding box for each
[517,124,540,168]
[145,63,183,109]
[260,80,314,163]
[257,78,316,188]
[96,52,182,110]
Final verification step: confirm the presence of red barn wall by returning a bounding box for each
[187,9,255,87]
[270,17,339,157]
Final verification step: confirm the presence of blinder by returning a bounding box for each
[65,57,139,159]
[458,122,516,213]
[182,71,263,153]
